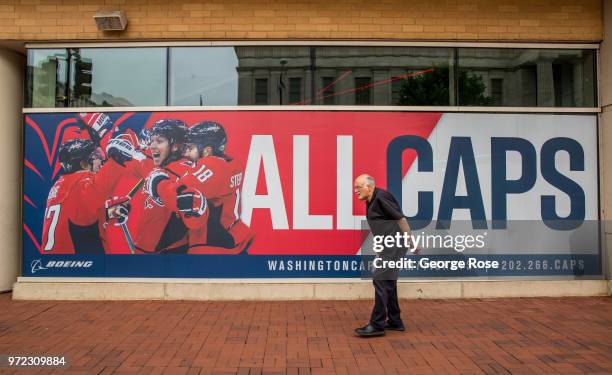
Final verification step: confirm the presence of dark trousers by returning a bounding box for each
[369,279,402,330]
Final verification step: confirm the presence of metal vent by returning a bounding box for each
[93,10,127,31]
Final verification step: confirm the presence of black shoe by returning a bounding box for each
[384,322,405,331]
[355,324,385,337]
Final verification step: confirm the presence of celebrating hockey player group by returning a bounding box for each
[41,115,253,255]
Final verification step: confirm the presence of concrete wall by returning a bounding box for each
[0,48,23,292]
[12,279,610,300]
[0,0,602,42]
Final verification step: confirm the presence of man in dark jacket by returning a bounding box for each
[354,174,417,337]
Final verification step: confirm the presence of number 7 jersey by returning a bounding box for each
[41,163,122,254]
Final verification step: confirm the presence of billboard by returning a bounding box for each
[22,111,600,278]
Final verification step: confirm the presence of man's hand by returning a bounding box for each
[398,217,420,254]
[105,195,131,226]
[404,236,420,254]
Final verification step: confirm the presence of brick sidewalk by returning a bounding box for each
[0,293,610,374]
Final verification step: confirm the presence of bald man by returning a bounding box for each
[354,174,416,337]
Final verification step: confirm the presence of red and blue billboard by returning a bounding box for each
[22,111,600,278]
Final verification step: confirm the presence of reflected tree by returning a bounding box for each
[397,65,494,106]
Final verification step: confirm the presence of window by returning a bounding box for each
[255,78,269,105]
[321,77,336,105]
[521,66,537,107]
[235,46,311,105]
[26,46,597,108]
[391,78,403,105]
[27,49,69,108]
[553,63,575,107]
[169,47,238,106]
[457,48,596,107]
[26,48,167,108]
[315,47,454,106]
[288,77,302,104]
[77,48,166,107]
[354,77,372,105]
[490,78,503,106]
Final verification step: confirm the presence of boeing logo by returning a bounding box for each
[30,260,94,274]
[30,259,47,274]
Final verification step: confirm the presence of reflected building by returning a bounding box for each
[235,46,595,107]
[235,46,453,106]
[236,46,312,105]
[459,49,595,107]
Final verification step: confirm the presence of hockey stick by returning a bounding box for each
[119,179,144,254]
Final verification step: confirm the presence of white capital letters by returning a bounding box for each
[241,135,289,229]
[293,135,333,229]
[337,135,366,229]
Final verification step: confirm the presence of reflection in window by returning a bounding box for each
[255,78,269,105]
[235,46,311,105]
[289,77,302,104]
[27,49,69,108]
[354,77,372,105]
[315,47,454,106]
[170,47,238,106]
[26,46,597,108]
[321,77,336,105]
[458,49,596,107]
[391,78,402,105]
[490,78,503,106]
[26,48,167,108]
[396,66,452,106]
[75,48,166,107]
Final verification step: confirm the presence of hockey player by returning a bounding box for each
[41,138,119,254]
[106,118,208,254]
[175,121,253,253]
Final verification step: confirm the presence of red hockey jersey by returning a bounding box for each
[157,156,253,254]
[133,159,208,253]
[41,161,122,254]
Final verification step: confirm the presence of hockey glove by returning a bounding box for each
[106,129,146,166]
[78,112,114,144]
[105,195,131,226]
[176,185,207,217]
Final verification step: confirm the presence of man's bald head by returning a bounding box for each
[355,174,375,187]
[354,174,376,201]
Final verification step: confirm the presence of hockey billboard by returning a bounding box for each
[22,112,600,278]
